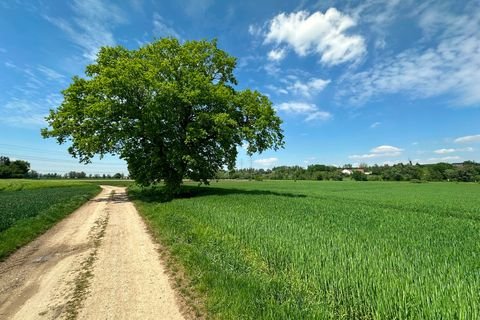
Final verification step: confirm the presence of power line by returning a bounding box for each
[0,143,64,154]
[1,153,126,166]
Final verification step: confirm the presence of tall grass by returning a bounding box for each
[131,181,480,319]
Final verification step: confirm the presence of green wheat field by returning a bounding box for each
[131,180,480,319]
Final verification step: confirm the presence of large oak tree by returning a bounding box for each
[42,38,284,194]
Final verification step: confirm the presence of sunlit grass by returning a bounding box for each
[131,180,480,319]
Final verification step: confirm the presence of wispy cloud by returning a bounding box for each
[305,111,332,122]
[1,94,62,128]
[44,0,125,60]
[265,84,288,95]
[263,9,366,65]
[0,48,6,53]
[2,100,45,127]
[434,147,474,154]
[454,134,480,144]
[248,24,262,37]
[276,102,332,122]
[4,61,16,69]
[181,0,214,18]
[370,121,381,128]
[152,12,180,38]
[339,7,480,106]
[36,65,65,82]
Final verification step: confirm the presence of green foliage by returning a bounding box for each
[217,161,480,183]
[351,170,367,181]
[42,38,284,194]
[0,181,99,259]
[131,180,480,319]
[0,156,30,178]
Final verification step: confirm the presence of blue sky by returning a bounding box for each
[1,0,480,174]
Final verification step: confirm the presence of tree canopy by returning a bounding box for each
[42,38,284,193]
[0,156,30,178]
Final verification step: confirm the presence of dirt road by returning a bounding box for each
[0,186,185,320]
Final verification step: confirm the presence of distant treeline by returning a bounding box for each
[36,172,127,179]
[2,155,480,182]
[217,161,480,182]
[0,156,126,179]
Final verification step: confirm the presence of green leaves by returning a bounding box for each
[42,38,284,193]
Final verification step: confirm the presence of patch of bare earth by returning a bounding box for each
[0,186,185,320]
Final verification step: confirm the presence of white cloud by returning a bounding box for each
[434,147,473,154]
[349,154,379,160]
[370,121,381,128]
[434,148,456,154]
[264,9,366,65]
[454,134,480,144]
[276,102,332,123]
[340,8,480,106]
[44,0,125,60]
[153,13,180,38]
[371,145,403,153]
[267,48,286,61]
[277,102,316,113]
[254,157,278,167]
[349,145,403,159]
[36,65,65,81]
[305,111,332,122]
[287,78,330,97]
[248,24,262,37]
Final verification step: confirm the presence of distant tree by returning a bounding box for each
[0,165,11,178]
[27,170,39,179]
[9,160,30,178]
[0,156,11,166]
[352,170,367,181]
[67,171,86,179]
[330,171,344,181]
[455,166,477,182]
[42,38,284,195]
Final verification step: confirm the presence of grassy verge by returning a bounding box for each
[0,182,100,260]
[130,181,480,319]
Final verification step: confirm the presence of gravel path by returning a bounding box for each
[0,186,185,320]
